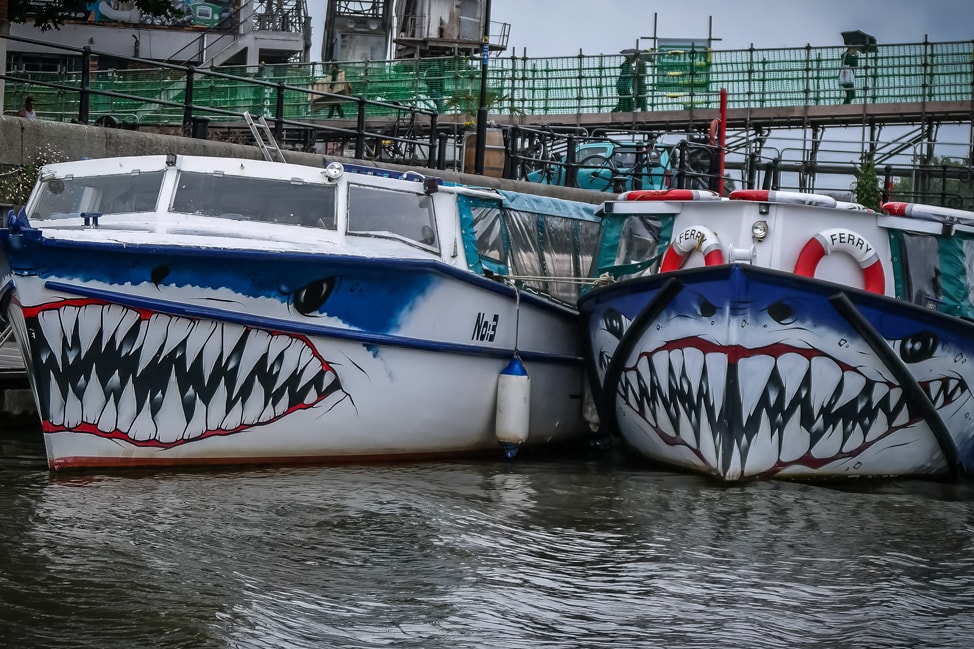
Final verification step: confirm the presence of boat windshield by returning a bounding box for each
[30,171,166,220]
[171,171,337,229]
[346,184,437,249]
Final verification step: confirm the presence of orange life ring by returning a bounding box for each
[619,189,721,201]
[660,225,724,272]
[708,118,720,146]
[729,189,837,207]
[793,227,885,294]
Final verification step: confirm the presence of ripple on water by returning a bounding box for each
[1,456,973,648]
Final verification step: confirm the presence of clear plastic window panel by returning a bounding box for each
[347,184,437,248]
[617,215,662,269]
[504,209,545,294]
[577,219,601,278]
[964,238,974,310]
[540,216,580,304]
[900,233,941,306]
[31,171,166,220]
[172,171,337,229]
[470,203,505,262]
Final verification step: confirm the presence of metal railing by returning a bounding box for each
[0,33,443,169]
[2,33,972,204]
[5,37,972,125]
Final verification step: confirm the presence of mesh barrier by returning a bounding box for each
[3,41,971,123]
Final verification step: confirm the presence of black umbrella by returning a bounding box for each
[620,48,653,60]
[841,30,878,53]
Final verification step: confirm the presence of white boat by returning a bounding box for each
[579,188,974,481]
[0,154,604,470]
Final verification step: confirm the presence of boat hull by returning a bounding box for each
[579,264,974,480]
[1,240,592,470]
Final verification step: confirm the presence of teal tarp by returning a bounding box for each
[497,190,601,222]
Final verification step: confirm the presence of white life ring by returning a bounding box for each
[883,201,974,222]
[834,201,872,211]
[661,225,724,272]
[794,227,885,294]
[730,189,837,208]
[619,189,721,201]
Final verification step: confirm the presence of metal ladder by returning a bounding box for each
[243,111,286,163]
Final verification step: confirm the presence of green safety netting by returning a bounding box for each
[4,41,971,124]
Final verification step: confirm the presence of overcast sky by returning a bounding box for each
[309,0,974,60]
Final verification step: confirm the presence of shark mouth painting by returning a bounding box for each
[23,299,346,447]
[614,337,968,477]
[588,265,974,480]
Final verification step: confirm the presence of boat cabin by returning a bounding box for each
[587,189,974,318]
[20,154,603,307]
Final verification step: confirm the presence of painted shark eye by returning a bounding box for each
[292,277,335,315]
[696,297,717,318]
[604,309,626,339]
[766,300,796,325]
[150,264,171,287]
[898,331,938,363]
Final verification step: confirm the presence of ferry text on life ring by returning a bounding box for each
[660,225,724,272]
[619,189,721,201]
[729,189,837,207]
[793,228,885,294]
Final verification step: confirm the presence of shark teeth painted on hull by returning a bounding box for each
[29,302,346,447]
[617,343,967,478]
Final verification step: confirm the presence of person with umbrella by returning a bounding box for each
[839,46,858,104]
[613,52,636,112]
[633,51,648,111]
[838,30,877,105]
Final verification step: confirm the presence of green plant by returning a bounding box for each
[445,88,520,121]
[854,161,881,211]
[0,144,67,209]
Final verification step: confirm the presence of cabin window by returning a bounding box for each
[470,203,506,265]
[31,171,166,219]
[346,184,437,249]
[897,232,943,307]
[577,220,601,282]
[457,193,600,306]
[171,172,337,229]
[505,209,545,294]
[540,216,601,304]
[616,215,664,277]
[586,212,670,285]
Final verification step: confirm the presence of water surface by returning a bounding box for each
[2,423,973,648]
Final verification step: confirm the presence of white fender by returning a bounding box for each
[730,189,837,207]
[496,356,530,456]
[883,201,974,223]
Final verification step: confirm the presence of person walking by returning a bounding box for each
[326,64,349,119]
[839,46,859,104]
[17,96,37,120]
[613,54,635,112]
[633,53,647,111]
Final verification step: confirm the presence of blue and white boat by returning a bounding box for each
[0,154,603,470]
[580,188,974,481]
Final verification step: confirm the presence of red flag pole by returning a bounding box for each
[719,87,728,196]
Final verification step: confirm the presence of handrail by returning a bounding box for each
[4,34,972,121]
[2,33,972,204]
[0,32,440,170]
